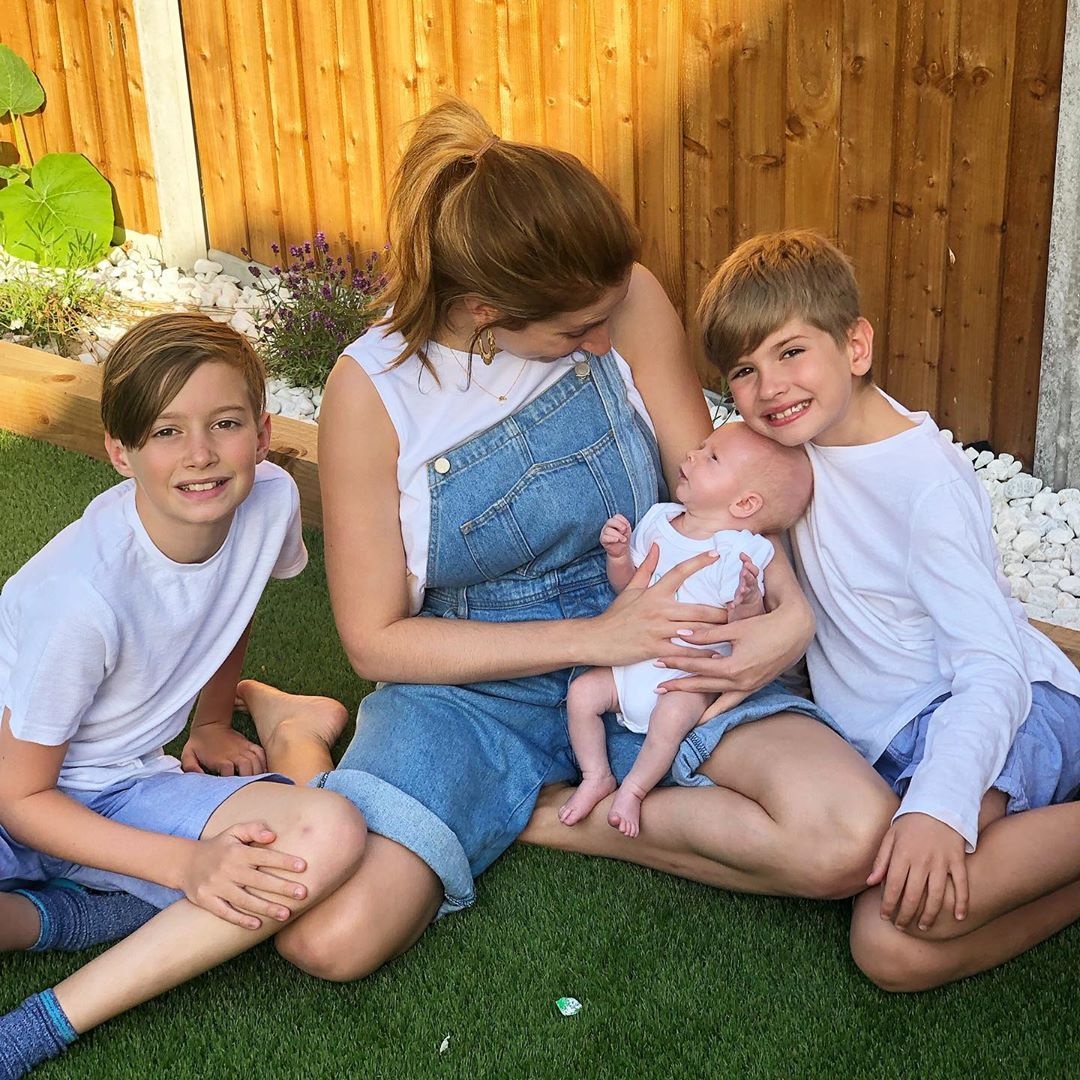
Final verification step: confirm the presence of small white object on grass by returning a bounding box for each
[438,1034,450,1054]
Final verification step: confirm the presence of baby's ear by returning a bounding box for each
[104,434,135,478]
[729,491,763,520]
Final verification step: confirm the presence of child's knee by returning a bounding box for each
[277,917,389,983]
[284,791,367,893]
[849,911,944,993]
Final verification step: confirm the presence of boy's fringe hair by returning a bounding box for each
[697,230,863,376]
[379,98,640,373]
[101,312,266,448]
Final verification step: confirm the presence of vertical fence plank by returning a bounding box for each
[414,0,457,116]
[215,3,279,259]
[633,0,684,311]
[53,6,107,176]
[733,0,786,242]
[538,0,592,154]
[499,0,543,140]
[683,0,735,380]
[182,2,248,258]
[938,0,1019,441]
[114,0,159,235]
[838,0,900,386]
[337,0,387,249]
[993,0,1068,465]
[294,4,351,247]
[590,0,636,210]
[883,0,959,416]
[784,0,841,235]
[16,1,73,159]
[454,0,502,127]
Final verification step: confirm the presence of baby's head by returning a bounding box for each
[676,422,812,533]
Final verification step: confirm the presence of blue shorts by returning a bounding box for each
[874,681,1080,814]
[0,769,290,909]
[317,677,837,917]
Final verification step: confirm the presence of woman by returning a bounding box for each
[261,101,894,981]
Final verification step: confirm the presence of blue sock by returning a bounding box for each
[14,883,156,952]
[0,989,77,1079]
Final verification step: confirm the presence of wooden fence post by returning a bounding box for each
[130,0,208,270]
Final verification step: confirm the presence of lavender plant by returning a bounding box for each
[245,232,386,389]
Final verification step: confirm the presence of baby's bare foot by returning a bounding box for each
[607,788,643,838]
[558,774,618,826]
[237,679,348,757]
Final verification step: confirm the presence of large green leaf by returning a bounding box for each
[0,152,113,266]
[0,45,44,121]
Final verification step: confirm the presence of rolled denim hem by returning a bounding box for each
[671,681,842,787]
[314,768,475,918]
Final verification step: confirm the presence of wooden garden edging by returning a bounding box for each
[1,339,1078,669]
[0,341,321,526]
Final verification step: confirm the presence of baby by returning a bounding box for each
[559,422,813,836]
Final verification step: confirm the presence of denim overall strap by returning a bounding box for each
[422,350,663,622]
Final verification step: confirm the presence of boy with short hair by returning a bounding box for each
[0,313,366,1077]
[558,421,813,837]
[694,230,1080,990]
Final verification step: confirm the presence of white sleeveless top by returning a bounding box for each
[342,325,653,612]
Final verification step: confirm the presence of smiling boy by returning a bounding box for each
[0,313,365,1077]
[695,230,1080,990]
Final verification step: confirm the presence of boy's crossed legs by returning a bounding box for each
[851,791,1080,991]
[558,666,714,837]
[2,779,366,1077]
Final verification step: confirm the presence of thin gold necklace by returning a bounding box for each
[451,349,529,403]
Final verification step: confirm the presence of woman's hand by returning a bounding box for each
[654,594,813,721]
[591,545,729,666]
[177,823,308,930]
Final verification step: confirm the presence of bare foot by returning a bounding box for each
[237,679,349,760]
[607,788,643,838]
[558,774,618,826]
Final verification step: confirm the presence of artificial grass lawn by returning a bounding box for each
[2,429,1078,1080]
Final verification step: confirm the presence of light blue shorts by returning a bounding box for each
[0,769,290,909]
[874,681,1080,813]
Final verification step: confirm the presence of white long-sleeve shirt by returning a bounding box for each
[791,397,1080,849]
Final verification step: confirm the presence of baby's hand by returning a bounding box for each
[600,514,633,559]
[725,553,765,622]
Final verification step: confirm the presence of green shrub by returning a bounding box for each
[245,233,386,389]
[0,265,119,352]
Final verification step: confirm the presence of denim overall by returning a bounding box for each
[318,352,833,914]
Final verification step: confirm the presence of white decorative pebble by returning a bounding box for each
[1058,576,1080,597]
[1012,531,1042,556]
[1024,603,1054,621]
[974,449,995,470]
[1031,490,1058,516]
[1009,577,1032,603]
[1030,586,1061,608]
[1028,568,1066,588]
[964,447,979,462]
[1047,527,1075,545]
[193,258,224,275]
[1002,474,1043,500]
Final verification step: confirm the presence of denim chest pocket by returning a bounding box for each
[459,428,625,580]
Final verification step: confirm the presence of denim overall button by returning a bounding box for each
[574,360,590,379]
[433,456,451,474]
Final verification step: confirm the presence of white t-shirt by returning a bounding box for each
[792,394,1080,849]
[0,461,307,791]
[343,325,653,613]
[612,502,775,732]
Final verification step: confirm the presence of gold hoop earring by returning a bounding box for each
[478,329,497,365]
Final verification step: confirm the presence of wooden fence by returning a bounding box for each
[0,0,1068,464]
